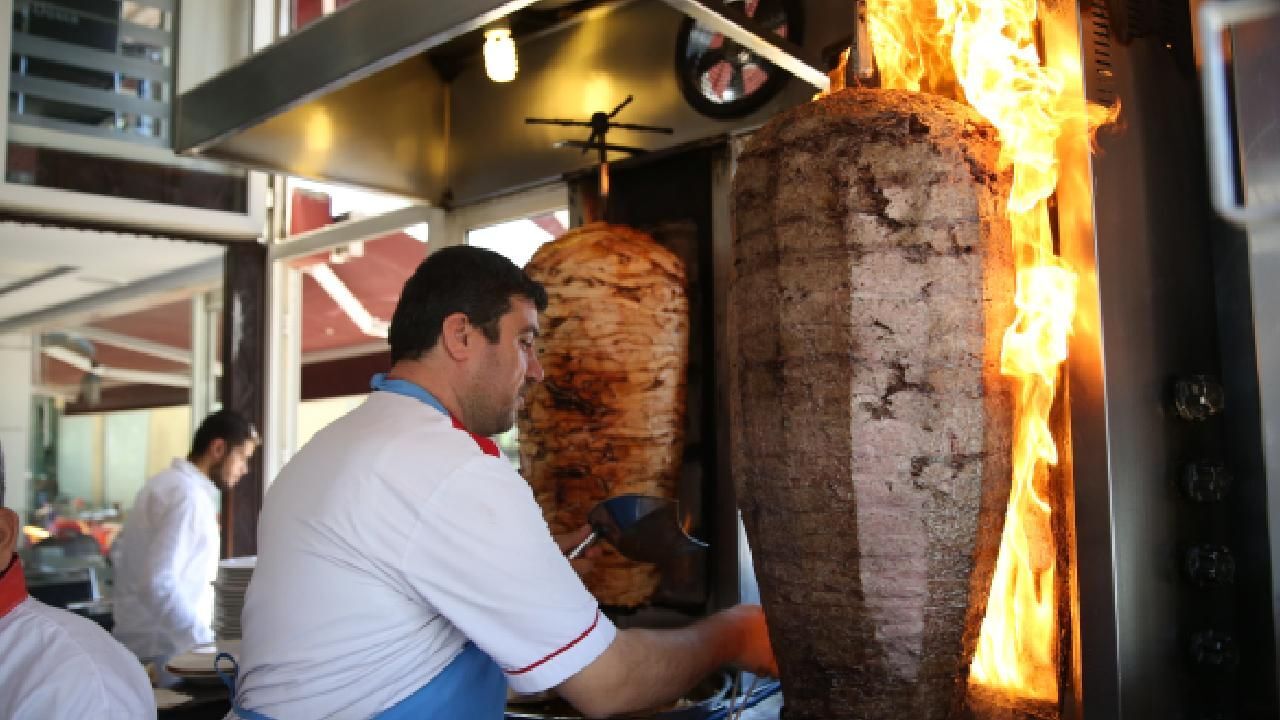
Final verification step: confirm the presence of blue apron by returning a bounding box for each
[221,643,505,720]
[222,374,507,719]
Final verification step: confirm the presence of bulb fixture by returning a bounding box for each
[484,28,517,83]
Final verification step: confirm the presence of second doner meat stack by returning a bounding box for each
[520,222,690,608]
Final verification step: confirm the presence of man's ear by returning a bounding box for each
[206,437,228,463]
[0,508,19,558]
[439,312,472,361]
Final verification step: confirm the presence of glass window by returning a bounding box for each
[466,209,568,268]
[466,207,568,466]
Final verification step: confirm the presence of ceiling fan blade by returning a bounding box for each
[609,122,674,134]
[525,118,594,127]
[694,48,734,77]
[608,94,634,118]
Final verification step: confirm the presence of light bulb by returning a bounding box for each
[484,28,517,83]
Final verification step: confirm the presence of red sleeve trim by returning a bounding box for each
[505,609,602,676]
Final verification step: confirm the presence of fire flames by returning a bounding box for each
[860,0,1117,703]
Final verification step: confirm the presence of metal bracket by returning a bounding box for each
[1198,0,1280,227]
[852,0,874,80]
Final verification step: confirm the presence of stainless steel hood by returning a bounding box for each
[175,0,848,206]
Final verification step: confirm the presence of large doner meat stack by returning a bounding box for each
[730,88,1016,718]
[520,223,689,607]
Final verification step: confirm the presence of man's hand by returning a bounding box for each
[556,603,779,717]
[712,604,778,677]
[553,524,602,576]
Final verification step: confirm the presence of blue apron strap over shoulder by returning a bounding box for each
[371,372,505,458]
[371,373,450,416]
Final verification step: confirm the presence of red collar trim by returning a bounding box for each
[449,416,502,458]
[0,554,28,618]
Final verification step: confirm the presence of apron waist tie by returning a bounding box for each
[216,652,275,720]
[214,643,506,719]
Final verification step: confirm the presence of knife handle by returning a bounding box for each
[566,529,599,560]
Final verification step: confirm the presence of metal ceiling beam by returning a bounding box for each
[0,266,76,297]
[73,326,191,365]
[302,340,388,365]
[304,264,389,339]
[656,0,830,91]
[0,258,223,335]
[176,0,540,155]
[269,204,437,262]
[41,345,192,388]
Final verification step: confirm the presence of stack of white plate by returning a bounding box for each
[164,639,241,687]
[212,556,255,640]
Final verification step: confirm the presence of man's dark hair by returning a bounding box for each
[190,409,259,458]
[388,246,548,363]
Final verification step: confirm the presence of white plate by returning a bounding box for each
[154,687,195,709]
[165,640,241,676]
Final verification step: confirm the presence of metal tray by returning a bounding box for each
[504,672,731,720]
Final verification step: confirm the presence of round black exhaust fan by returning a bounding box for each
[674,0,803,119]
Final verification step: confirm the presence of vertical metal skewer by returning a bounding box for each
[852,0,876,81]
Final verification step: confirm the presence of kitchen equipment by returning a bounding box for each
[567,494,708,566]
[212,556,255,640]
[525,95,674,197]
[506,671,732,720]
[165,640,241,686]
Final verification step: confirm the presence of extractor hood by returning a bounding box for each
[174,0,847,207]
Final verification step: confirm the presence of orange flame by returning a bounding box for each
[867,0,953,93]
[864,0,1117,701]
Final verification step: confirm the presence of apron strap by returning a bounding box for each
[216,652,276,720]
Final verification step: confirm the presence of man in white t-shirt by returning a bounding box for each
[0,443,155,719]
[233,246,776,719]
[111,409,258,685]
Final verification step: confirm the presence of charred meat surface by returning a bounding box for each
[730,88,1015,719]
[520,223,690,607]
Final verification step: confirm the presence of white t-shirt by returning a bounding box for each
[0,593,155,719]
[235,391,615,719]
[112,458,220,660]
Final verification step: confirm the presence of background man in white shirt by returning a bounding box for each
[111,409,258,686]
[233,247,776,719]
[0,442,155,719]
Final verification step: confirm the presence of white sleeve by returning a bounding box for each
[141,493,213,649]
[89,639,157,720]
[404,457,616,694]
[101,654,157,717]
[8,612,156,720]
[32,656,155,720]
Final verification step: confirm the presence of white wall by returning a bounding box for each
[296,395,365,451]
[0,333,33,524]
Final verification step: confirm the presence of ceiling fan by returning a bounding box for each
[525,95,673,197]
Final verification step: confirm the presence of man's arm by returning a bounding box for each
[140,495,211,649]
[556,604,777,718]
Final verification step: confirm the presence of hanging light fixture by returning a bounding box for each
[80,364,102,407]
[484,27,518,83]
